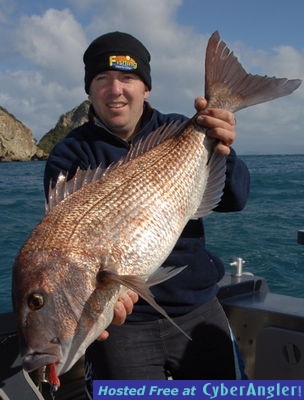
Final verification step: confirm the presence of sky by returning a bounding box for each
[0,0,303,154]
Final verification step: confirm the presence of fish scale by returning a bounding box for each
[31,128,205,257]
[71,130,207,268]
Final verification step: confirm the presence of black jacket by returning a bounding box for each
[44,103,250,319]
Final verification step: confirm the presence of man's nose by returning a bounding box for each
[110,78,123,95]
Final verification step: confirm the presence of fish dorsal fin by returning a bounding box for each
[108,119,187,171]
[46,166,106,213]
[192,152,227,218]
[205,31,302,112]
[46,120,186,213]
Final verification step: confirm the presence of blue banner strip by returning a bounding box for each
[93,380,304,400]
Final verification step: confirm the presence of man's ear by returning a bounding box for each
[144,89,150,100]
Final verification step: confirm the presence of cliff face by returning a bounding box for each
[0,101,89,161]
[0,106,46,161]
[38,101,90,154]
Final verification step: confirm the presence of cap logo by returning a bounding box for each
[109,55,137,71]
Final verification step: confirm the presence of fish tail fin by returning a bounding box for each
[205,31,302,112]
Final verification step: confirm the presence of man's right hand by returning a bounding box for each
[97,290,139,341]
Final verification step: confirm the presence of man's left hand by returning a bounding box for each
[194,96,236,156]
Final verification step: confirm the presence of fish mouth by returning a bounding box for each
[23,352,59,372]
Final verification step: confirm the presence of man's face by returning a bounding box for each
[89,70,150,141]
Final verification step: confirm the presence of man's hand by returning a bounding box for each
[194,96,236,156]
[97,290,139,341]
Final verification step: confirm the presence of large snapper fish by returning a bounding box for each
[12,32,301,388]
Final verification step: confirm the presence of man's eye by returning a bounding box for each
[123,75,134,81]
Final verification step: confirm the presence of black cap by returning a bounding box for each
[83,31,151,94]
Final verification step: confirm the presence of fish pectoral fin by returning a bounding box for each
[96,270,191,340]
[146,265,188,286]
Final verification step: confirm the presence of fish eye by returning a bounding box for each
[28,292,45,310]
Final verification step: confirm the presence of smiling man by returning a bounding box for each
[83,32,151,141]
[88,70,150,140]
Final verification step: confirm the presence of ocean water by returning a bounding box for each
[0,155,303,313]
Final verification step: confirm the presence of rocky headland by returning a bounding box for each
[38,101,90,155]
[0,101,90,162]
[0,106,46,161]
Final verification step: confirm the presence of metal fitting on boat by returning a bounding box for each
[230,257,246,277]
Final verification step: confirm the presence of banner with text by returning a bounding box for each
[93,380,303,400]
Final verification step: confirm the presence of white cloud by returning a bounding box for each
[0,69,84,137]
[17,8,86,85]
[264,46,304,79]
[85,0,182,38]
[0,7,88,139]
[0,0,303,153]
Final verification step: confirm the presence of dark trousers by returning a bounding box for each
[85,298,246,398]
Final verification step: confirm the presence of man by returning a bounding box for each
[44,32,249,396]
